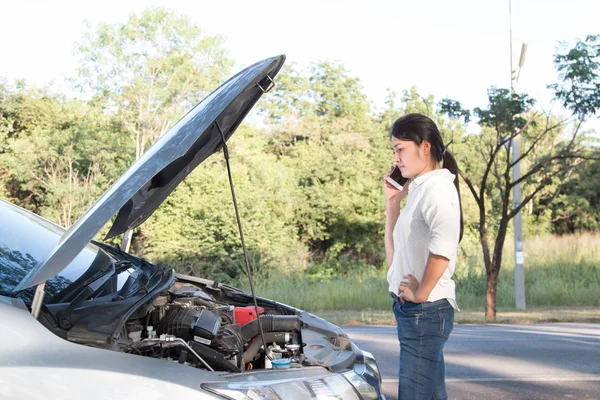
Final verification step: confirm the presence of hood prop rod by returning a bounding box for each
[215,120,272,364]
[30,281,46,319]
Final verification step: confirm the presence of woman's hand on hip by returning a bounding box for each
[398,274,422,303]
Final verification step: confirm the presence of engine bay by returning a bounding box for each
[37,262,356,376]
[124,282,305,372]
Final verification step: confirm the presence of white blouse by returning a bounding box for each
[386,168,461,309]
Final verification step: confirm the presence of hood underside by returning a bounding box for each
[16,55,286,291]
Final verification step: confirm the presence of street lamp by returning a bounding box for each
[510,0,527,310]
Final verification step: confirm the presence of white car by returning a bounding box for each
[0,55,384,400]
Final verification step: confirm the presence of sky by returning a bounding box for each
[1,0,599,120]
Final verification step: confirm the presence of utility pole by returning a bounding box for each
[510,0,527,310]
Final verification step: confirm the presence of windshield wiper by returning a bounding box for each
[57,262,116,330]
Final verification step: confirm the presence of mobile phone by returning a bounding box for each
[386,165,408,190]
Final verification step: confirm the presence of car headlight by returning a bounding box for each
[202,371,381,400]
[354,350,382,384]
[342,370,381,400]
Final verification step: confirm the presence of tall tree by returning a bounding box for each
[440,35,600,321]
[73,7,233,250]
[73,7,233,159]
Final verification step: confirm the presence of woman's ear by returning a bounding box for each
[422,140,431,156]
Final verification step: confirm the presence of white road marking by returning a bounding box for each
[382,375,600,383]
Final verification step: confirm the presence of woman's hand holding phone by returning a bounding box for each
[384,165,410,200]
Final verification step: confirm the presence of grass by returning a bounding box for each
[313,307,600,326]
[246,233,600,324]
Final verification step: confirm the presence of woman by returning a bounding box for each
[384,113,463,400]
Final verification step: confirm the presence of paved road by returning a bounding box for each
[343,323,600,400]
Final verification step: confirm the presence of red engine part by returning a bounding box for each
[234,306,264,326]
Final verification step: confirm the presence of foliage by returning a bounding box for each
[248,233,600,312]
[144,125,307,281]
[73,7,233,159]
[545,155,600,233]
[260,60,370,128]
[549,34,600,119]
[0,84,130,226]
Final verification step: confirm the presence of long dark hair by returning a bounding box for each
[390,113,464,242]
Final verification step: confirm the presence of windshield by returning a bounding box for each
[0,200,130,303]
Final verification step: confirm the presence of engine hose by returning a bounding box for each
[242,332,289,365]
[189,341,241,373]
[240,315,302,341]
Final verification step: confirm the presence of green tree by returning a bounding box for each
[549,34,600,119]
[308,61,369,125]
[257,62,312,123]
[144,125,306,283]
[0,83,129,226]
[73,7,233,250]
[544,34,600,233]
[74,7,232,159]
[440,35,600,321]
[544,156,600,233]
[260,60,370,128]
[259,61,388,269]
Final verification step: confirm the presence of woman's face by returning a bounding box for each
[391,137,434,179]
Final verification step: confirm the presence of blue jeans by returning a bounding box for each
[391,293,454,400]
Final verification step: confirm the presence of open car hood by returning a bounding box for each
[15,55,285,291]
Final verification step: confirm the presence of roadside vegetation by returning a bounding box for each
[245,233,600,322]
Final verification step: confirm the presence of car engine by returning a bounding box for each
[122,283,304,372]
